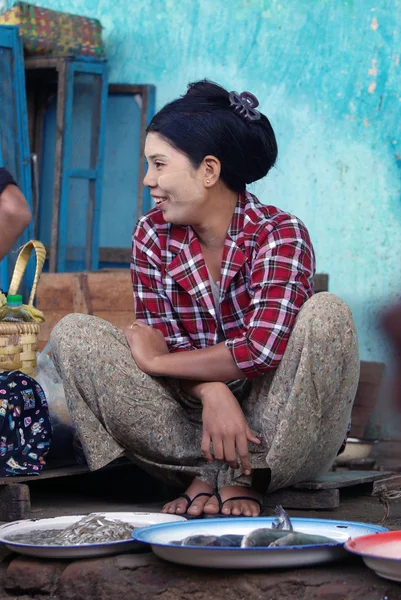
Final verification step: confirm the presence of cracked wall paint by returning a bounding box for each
[6,0,401,427]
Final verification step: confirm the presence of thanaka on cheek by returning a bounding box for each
[158,170,203,200]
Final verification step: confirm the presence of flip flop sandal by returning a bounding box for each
[204,492,263,518]
[177,492,214,519]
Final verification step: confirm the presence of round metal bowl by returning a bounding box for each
[335,437,377,465]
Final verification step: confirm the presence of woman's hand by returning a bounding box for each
[124,321,169,374]
[200,383,260,475]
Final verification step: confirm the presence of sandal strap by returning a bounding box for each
[178,493,192,509]
[221,495,263,510]
[191,492,213,503]
[179,491,213,510]
[214,492,223,512]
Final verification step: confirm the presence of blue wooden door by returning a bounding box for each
[59,59,108,272]
[36,58,108,273]
[39,80,154,271]
[0,25,33,291]
[98,84,156,269]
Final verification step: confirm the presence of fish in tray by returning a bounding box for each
[271,505,293,531]
[173,506,336,548]
[176,534,244,547]
[241,529,335,548]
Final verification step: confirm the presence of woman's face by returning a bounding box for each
[143,132,207,225]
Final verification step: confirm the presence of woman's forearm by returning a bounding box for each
[150,342,246,381]
[179,379,230,401]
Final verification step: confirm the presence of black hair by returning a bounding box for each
[146,80,278,193]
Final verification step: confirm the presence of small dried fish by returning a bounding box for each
[54,514,134,545]
[6,514,135,546]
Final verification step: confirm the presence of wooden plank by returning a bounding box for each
[72,273,91,314]
[38,310,133,347]
[0,460,131,488]
[99,247,131,264]
[0,483,30,521]
[36,271,133,312]
[25,57,72,70]
[359,361,386,385]
[372,475,401,497]
[37,310,71,346]
[36,273,75,310]
[107,83,151,221]
[350,362,386,439]
[313,274,329,293]
[86,271,133,311]
[264,488,339,510]
[50,58,67,273]
[0,464,90,486]
[94,311,133,330]
[295,470,391,490]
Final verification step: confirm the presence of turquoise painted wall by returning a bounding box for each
[7,0,401,368]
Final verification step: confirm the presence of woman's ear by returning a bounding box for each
[202,155,221,187]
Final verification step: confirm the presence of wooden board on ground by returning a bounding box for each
[0,464,90,486]
[0,462,130,521]
[264,488,340,510]
[295,470,391,490]
[264,471,393,511]
[0,484,30,521]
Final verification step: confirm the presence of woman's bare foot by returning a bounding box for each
[204,485,261,517]
[161,478,214,517]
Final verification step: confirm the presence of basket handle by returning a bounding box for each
[8,240,47,306]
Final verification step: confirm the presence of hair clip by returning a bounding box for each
[229,91,261,122]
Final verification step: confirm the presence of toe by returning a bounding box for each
[222,500,234,515]
[242,502,253,517]
[187,500,207,516]
[231,502,242,516]
[162,499,188,514]
[175,502,187,514]
[203,496,220,514]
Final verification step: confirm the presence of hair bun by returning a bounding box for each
[185,80,229,101]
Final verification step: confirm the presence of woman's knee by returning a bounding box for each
[299,292,356,333]
[51,314,96,350]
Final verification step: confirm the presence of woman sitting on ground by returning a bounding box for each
[52,80,359,517]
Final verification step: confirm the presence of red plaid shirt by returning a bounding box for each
[131,192,315,377]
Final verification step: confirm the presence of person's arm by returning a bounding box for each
[130,216,199,353]
[130,215,315,380]
[0,169,32,261]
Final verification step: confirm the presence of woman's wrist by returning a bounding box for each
[198,381,229,404]
[179,379,228,403]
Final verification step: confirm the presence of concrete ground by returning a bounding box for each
[0,463,401,599]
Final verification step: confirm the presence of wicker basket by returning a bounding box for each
[0,241,46,377]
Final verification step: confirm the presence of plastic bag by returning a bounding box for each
[35,343,77,464]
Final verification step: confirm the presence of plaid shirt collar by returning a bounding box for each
[166,193,248,313]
